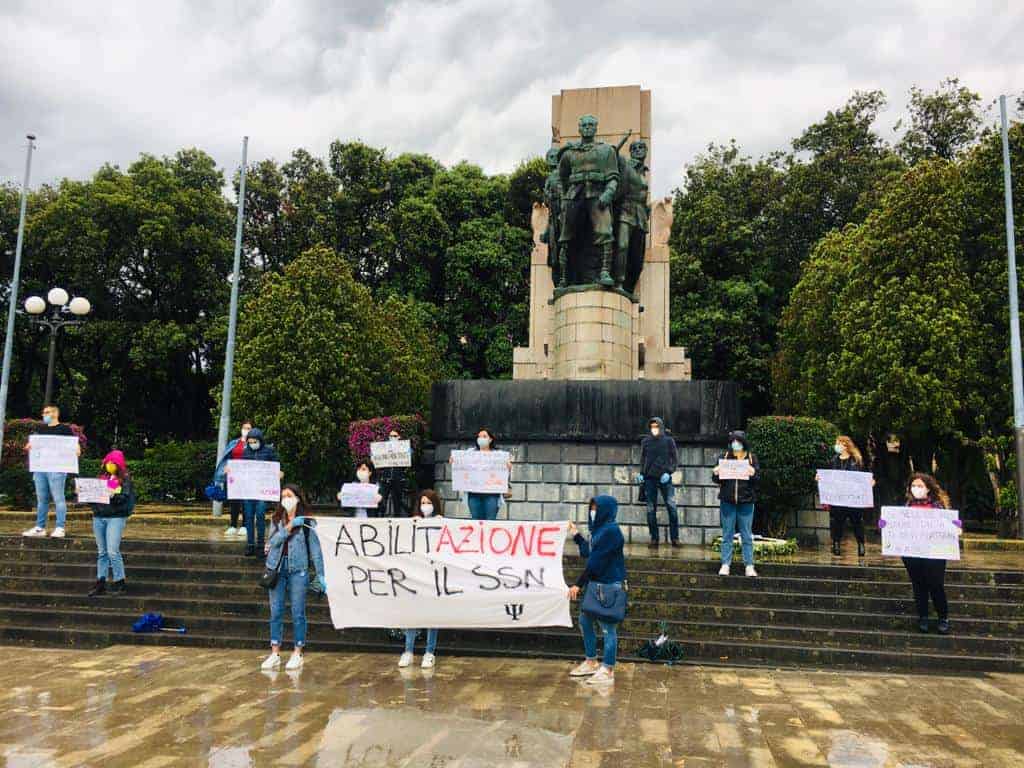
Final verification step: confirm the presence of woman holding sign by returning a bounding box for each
[398,489,445,670]
[711,430,760,577]
[235,428,280,557]
[87,451,136,597]
[337,461,382,518]
[817,436,870,557]
[451,427,511,521]
[892,474,957,635]
[262,485,326,671]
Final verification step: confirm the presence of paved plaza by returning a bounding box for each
[0,646,1021,767]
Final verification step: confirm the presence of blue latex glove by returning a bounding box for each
[318,576,327,593]
[637,474,645,484]
[660,473,671,485]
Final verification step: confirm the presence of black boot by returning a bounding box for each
[88,578,106,597]
[597,244,615,287]
[245,545,256,557]
[937,619,950,635]
[857,541,866,557]
[918,618,930,633]
[108,579,125,595]
[831,540,841,556]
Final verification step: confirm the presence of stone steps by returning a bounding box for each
[0,535,1021,672]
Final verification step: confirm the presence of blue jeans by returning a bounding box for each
[404,628,438,654]
[269,566,308,648]
[243,501,267,546]
[644,476,679,543]
[33,472,68,529]
[580,608,619,668]
[719,501,755,566]
[92,516,127,581]
[467,493,499,520]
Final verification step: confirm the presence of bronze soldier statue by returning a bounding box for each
[539,147,565,286]
[616,139,650,293]
[558,114,621,287]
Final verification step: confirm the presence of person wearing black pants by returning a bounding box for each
[889,473,960,634]
[638,417,679,548]
[817,435,872,557]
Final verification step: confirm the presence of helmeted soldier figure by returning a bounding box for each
[558,114,621,287]
[539,146,565,286]
[616,139,650,293]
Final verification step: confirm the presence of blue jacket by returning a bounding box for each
[212,437,243,485]
[240,428,280,463]
[266,517,325,584]
[573,495,626,588]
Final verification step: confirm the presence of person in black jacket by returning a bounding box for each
[88,450,136,597]
[227,427,282,556]
[378,427,411,517]
[816,435,873,557]
[638,417,680,548]
[711,430,760,577]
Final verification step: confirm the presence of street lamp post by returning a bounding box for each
[24,288,91,404]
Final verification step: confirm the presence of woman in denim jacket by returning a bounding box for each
[261,484,326,672]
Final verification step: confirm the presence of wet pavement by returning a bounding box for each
[0,646,1021,767]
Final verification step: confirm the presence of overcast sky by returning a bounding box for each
[1,0,1022,198]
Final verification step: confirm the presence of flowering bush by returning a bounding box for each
[348,415,428,468]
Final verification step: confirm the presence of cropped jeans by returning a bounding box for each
[580,582,622,668]
[269,565,309,648]
[404,628,438,655]
[33,472,68,529]
[92,516,127,581]
[719,501,755,566]
[467,493,500,520]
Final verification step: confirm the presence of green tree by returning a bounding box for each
[230,245,442,492]
[896,78,983,164]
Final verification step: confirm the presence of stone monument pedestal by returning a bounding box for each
[552,291,635,380]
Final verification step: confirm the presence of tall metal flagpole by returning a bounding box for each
[999,96,1024,539]
[0,135,36,464]
[212,136,248,517]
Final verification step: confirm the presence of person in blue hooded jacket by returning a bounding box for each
[567,495,626,686]
[211,420,253,538]
[260,484,326,672]
[225,427,282,556]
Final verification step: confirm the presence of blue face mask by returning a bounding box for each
[731,441,744,453]
[834,444,844,455]
[42,415,53,426]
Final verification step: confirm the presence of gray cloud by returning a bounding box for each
[0,0,1022,198]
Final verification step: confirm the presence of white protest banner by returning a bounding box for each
[451,450,510,494]
[226,460,281,502]
[717,459,752,481]
[881,506,961,560]
[340,483,380,509]
[315,517,571,629]
[28,434,79,474]
[817,470,874,508]
[370,440,412,468]
[75,478,111,504]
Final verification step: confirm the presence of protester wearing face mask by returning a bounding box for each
[887,473,958,634]
[229,427,281,557]
[337,461,383,518]
[378,429,411,517]
[211,420,253,538]
[22,404,81,539]
[711,430,760,577]
[399,490,445,670]
[637,417,680,548]
[262,485,326,672]
[449,427,511,521]
[815,435,874,557]
[87,451,136,597]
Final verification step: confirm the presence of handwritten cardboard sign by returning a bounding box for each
[717,459,752,481]
[340,483,380,509]
[817,470,874,508]
[28,435,79,474]
[451,450,510,494]
[881,506,961,560]
[370,440,412,468]
[316,517,571,629]
[226,460,281,502]
[75,478,111,504]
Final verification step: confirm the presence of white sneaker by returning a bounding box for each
[570,659,600,677]
[398,652,413,668]
[260,652,281,670]
[745,565,758,578]
[236,528,249,537]
[718,563,730,576]
[50,527,66,539]
[22,527,46,537]
[585,666,615,686]
[285,652,303,671]
[421,652,435,669]
[224,527,237,537]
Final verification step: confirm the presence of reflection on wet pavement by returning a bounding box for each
[0,645,1022,766]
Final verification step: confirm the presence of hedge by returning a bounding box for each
[347,415,428,469]
[0,419,88,506]
[746,416,838,537]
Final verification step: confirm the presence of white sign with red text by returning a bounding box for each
[314,518,570,629]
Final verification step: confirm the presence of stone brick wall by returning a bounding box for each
[423,440,728,544]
